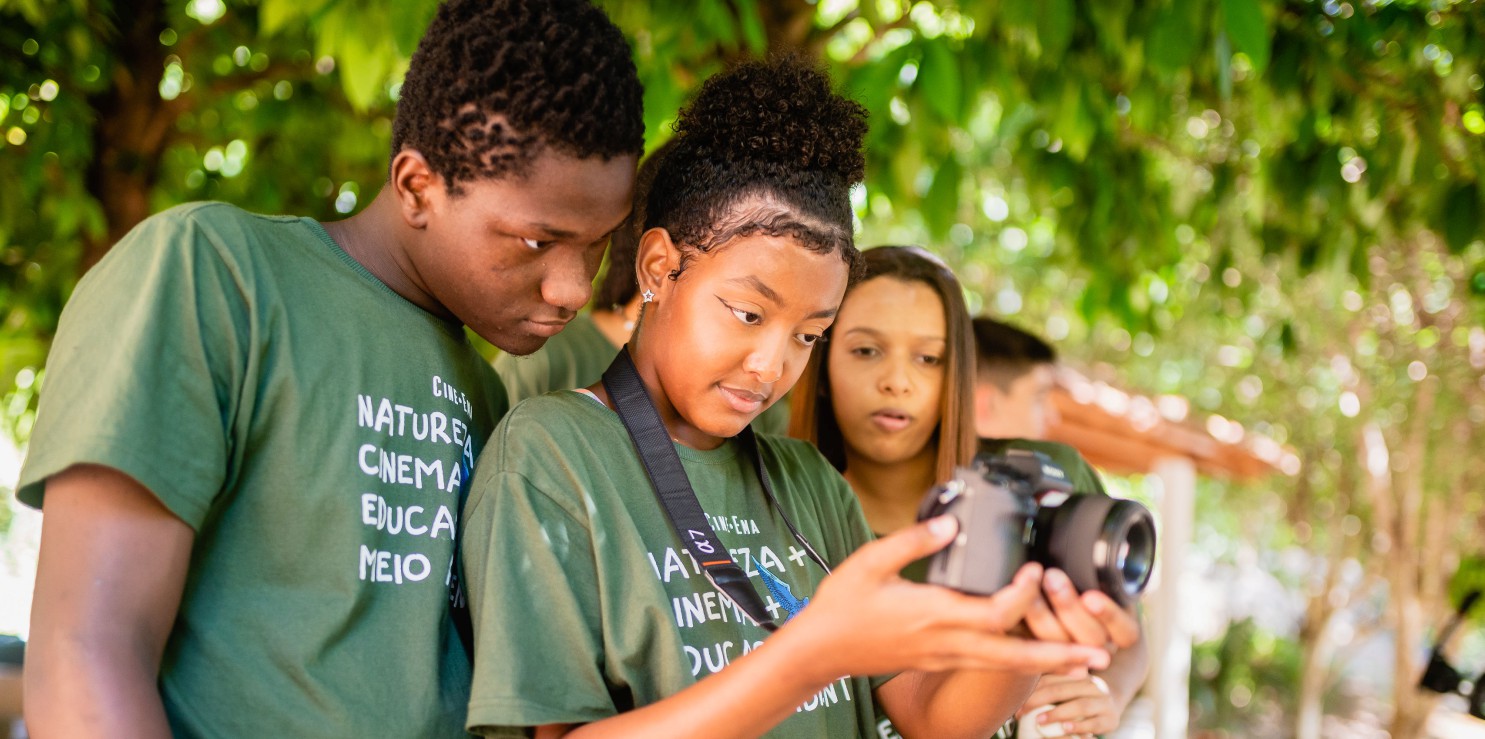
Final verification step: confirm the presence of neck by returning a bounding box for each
[843,444,938,535]
[590,295,643,348]
[321,189,451,320]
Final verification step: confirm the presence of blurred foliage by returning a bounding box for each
[0,0,1483,726]
[1189,618,1305,737]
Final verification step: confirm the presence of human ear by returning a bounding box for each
[973,382,999,424]
[635,227,681,301]
[389,149,443,229]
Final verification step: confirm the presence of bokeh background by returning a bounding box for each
[2,1,1484,736]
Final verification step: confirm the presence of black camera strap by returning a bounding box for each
[601,346,829,632]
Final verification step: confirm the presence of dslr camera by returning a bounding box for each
[917,449,1157,607]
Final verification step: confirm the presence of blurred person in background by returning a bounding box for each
[973,316,1150,738]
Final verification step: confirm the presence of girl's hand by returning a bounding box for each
[781,517,1110,684]
[1023,568,1141,650]
[1016,674,1119,738]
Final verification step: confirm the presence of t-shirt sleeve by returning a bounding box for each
[463,460,617,732]
[16,207,248,530]
[978,437,1108,496]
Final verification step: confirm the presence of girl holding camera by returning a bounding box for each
[459,57,1120,738]
[789,246,1145,738]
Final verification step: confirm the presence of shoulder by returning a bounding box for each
[471,391,619,518]
[130,202,302,243]
[101,202,311,275]
[491,391,615,459]
[978,437,1105,494]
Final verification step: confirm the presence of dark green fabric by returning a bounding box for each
[977,438,1108,496]
[492,313,793,435]
[493,312,617,405]
[18,202,507,738]
[463,390,882,737]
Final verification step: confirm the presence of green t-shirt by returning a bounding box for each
[462,391,882,737]
[17,202,508,738]
[493,312,617,405]
[978,437,1107,496]
[492,313,793,435]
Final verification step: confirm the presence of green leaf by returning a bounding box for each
[1037,0,1075,63]
[922,155,963,239]
[695,0,738,50]
[917,39,962,124]
[338,33,392,112]
[732,0,767,55]
[1215,31,1233,99]
[1221,0,1270,74]
[1147,4,1198,76]
[260,0,302,36]
[1058,83,1096,161]
[1442,182,1481,254]
[390,1,437,57]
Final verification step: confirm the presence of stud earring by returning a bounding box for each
[642,289,655,303]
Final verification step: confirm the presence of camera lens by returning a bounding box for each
[1031,494,1157,607]
[1103,500,1156,602]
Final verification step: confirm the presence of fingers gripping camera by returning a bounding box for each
[916,449,1157,607]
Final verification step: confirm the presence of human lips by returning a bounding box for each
[521,317,571,338]
[869,408,914,432]
[719,385,768,414]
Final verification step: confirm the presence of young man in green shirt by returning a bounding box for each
[972,317,1149,738]
[17,1,642,736]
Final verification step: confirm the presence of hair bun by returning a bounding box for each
[673,56,867,184]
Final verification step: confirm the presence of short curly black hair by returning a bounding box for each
[391,0,644,195]
[594,138,677,310]
[644,56,868,278]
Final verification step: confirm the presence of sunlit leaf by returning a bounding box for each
[917,38,962,124]
[1221,0,1270,74]
[1037,0,1074,63]
[1146,3,1199,76]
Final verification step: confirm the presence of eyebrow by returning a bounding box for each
[526,222,579,240]
[522,219,627,243]
[729,275,838,320]
[842,326,946,342]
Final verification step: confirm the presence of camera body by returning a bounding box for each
[917,448,1157,607]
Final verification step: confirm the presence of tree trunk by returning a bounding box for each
[81,0,183,272]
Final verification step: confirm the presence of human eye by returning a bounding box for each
[849,345,880,359]
[919,353,943,367]
[796,333,824,347]
[717,298,763,326]
[520,237,554,251]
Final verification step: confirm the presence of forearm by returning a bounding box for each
[557,620,838,738]
[1096,632,1149,710]
[25,631,172,738]
[882,669,1037,739]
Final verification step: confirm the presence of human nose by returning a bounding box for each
[877,355,912,396]
[540,249,594,314]
[743,336,786,385]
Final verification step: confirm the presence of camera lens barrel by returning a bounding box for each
[1031,494,1157,607]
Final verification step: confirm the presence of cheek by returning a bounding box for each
[826,360,861,412]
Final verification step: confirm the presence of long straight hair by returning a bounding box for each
[789,245,977,483]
